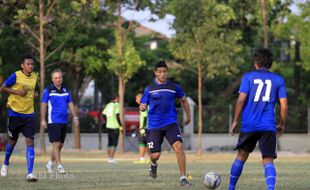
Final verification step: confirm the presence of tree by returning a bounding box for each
[168,0,243,154]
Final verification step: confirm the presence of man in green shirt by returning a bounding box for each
[102,94,122,163]
[134,93,149,164]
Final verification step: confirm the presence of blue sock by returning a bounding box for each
[228,159,245,190]
[4,143,15,166]
[264,163,276,190]
[26,146,35,174]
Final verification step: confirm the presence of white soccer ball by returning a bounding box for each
[203,171,221,189]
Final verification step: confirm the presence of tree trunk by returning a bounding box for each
[94,82,102,150]
[39,0,46,155]
[197,63,203,155]
[118,76,125,153]
[294,41,301,105]
[261,0,268,48]
[117,0,125,153]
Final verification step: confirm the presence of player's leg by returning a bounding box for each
[146,129,164,179]
[56,124,67,173]
[165,123,191,186]
[134,132,147,163]
[1,117,21,177]
[46,124,56,173]
[229,132,258,190]
[107,129,119,163]
[21,116,37,182]
[259,131,277,190]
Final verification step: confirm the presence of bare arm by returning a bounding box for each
[277,98,288,136]
[41,102,48,129]
[0,84,27,96]
[180,96,191,126]
[68,102,79,126]
[230,92,247,135]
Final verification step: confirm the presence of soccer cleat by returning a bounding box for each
[149,164,157,179]
[45,163,53,173]
[57,165,66,174]
[180,178,192,187]
[1,165,8,177]
[26,173,38,182]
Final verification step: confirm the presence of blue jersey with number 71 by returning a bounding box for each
[239,68,287,132]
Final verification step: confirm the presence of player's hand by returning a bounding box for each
[140,128,145,135]
[230,121,238,136]
[119,126,123,132]
[276,124,285,137]
[18,89,28,96]
[139,103,147,111]
[34,91,40,98]
[73,117,79,127]
[183,118,191,126]
[41,120,47,129]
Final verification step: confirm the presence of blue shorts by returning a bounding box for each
[147,123,183,153]
[47,124,67,143]
[8,116,36,140]
[234,131,277,159]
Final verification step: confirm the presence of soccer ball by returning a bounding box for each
[203,171,221,189]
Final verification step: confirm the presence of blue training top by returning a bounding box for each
[239,68,287,132]
[141,79,185,130]
[41,83,72,124]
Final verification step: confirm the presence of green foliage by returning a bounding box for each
[272,1,310,71]
[169,0,243,78]
[107,31,145,83]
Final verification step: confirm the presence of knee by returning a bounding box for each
[25,138,34,146]
[8,139,17,146]
[150,152,160,160]
[172,141,184,153]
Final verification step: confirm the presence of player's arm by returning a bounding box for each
[230,92,247,135]
[34,81,40,98]
[68,102,79,126]
[180,96,191,126]
[0,83,27,96]
[139,87,149,111]
[277,98,288,136]
[41,102,48,129]
[116,113,122,127]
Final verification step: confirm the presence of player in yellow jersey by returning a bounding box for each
[0,54,39,182]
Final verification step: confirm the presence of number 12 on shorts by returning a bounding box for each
[254,79,271,102]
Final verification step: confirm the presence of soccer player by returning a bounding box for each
[228,48,288,190]
[102,94,122,163]
[41,69,79,174]
[133,93,149,164]
[0,54,39,182]
[140,61,192,187]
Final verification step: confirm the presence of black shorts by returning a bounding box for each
[138,129,148,147]
[47,124,67,143]
[147,123,183,153]
[107,128,119,148]
[8,116,36,140]
[234,131,277,159]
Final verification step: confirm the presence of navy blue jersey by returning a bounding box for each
[239,69,287,132]
[141,79,185,130]
[41,83,72,124]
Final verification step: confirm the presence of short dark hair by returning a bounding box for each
[253,48,273,69]
[21,54,34,64]
[112,93,119,100]
[155,60,168,70]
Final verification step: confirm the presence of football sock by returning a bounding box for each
[151,161,157,166]
[264,163,276,190]
[228,159,244,190]
[4,143,15,166]
[26,146,35,174]
[180,175,187,181]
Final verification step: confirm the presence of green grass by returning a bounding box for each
[0,151,310,190]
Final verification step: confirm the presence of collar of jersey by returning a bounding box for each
[257,68,269,71]
[154,78,168,85]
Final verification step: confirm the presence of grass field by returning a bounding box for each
[0,151,309,190]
